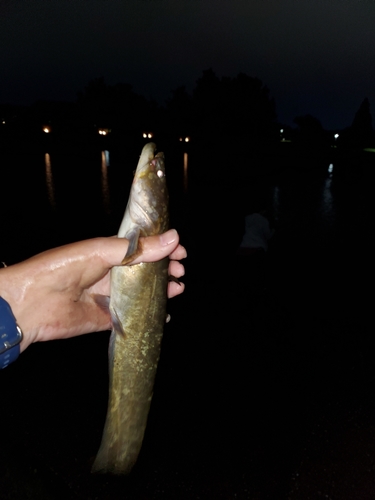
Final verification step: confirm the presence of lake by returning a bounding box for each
[1,143,374,499]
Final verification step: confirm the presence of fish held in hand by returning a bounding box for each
[92,143,169,475]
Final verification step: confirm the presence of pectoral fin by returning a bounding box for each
[93,295,126,338]
[93,294,110,311]
[111,307,126,337]
[121,228,143,265]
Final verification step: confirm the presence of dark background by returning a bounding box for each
[1,0,375,497]
[0,142,374,499]
[1,0,375,130]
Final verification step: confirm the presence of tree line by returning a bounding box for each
[1,69,374,150]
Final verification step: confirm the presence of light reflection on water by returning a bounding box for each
[44,153,55,208]
[321,166,335,226]
[101,150,110,214]
[183,152,188,193]
[266,164,337,233]
[40,149,338,235]
[322,178,333,212]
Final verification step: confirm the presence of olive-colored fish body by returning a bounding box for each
[92,143,169,474]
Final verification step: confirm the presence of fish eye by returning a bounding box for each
[157,169,164,178]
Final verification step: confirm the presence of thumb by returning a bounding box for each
[132,229,180,264]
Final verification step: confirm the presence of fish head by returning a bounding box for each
[118,143,169,239]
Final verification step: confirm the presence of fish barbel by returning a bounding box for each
[92,143,169,474]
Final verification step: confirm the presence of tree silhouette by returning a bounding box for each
[337,98,375,149]
[77,77,159,134]
[191,69,277,146]
[192,69,221,132]
[293,114,327,146]
[164,86,193,139]
[349,97,374,148]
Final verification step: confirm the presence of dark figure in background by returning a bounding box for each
[237,210,274,295]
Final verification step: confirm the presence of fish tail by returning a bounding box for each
[92,331,152,475]
[91,396,150,474]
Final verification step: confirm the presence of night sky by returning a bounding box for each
[1,0,375,130]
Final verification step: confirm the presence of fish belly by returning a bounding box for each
[92,259,168,474]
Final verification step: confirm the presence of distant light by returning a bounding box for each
[280,129,284,134]
[185,136,190,142]
[98,128,109,136]
[334,134,339,139]
[2,120,5,125]
[179,137,183,142]
[328,164,334,173]
[148,133,153,138]
[143,132,153,139]
[43,126,51,134]
[143,133,147,138]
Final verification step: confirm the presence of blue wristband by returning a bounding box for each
[0,296,23,369]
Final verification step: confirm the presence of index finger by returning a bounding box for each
[168,244,187,261]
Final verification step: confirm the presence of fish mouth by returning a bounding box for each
[136,143,157,175]
[137,146,165,178]
[129,143,166,228]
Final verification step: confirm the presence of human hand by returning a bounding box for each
[0,229,186,352]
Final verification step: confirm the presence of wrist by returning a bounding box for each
[0,296,23,368]
[0,266,36,356]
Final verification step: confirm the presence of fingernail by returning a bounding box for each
[160,229,177,246]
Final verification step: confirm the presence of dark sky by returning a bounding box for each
[1,0,375,129]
